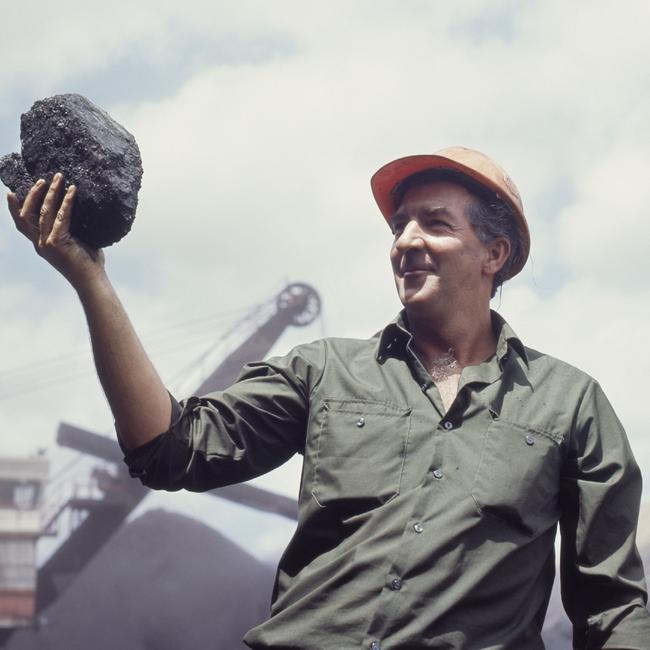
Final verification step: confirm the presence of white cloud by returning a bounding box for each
[558,145,650,288]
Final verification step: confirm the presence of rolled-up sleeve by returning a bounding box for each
[121,339,326,492]
[559,380,650,649]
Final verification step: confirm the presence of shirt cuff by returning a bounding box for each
[119,392,185,480]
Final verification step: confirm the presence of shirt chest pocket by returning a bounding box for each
[471,416,564,536]
[310,399,411,514]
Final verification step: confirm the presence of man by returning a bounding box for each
[7,146,650,648]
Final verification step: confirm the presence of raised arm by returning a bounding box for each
[7,174,171,450]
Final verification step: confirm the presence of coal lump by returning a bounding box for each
[0,94,143,248]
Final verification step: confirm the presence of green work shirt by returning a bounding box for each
[123,311,650,649]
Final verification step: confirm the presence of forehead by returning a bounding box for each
[394,180,475,216]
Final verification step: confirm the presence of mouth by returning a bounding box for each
[401,266,434,278]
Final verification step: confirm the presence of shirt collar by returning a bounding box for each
[490,310,529,368]
[375,309,529,368]
[375,312,411,362]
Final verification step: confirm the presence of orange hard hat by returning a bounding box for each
[370,146,530,279]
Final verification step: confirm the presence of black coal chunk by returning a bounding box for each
[0,153,34,204]
[0,94,143,248]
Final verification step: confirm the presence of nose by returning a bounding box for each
[393,220,425,252]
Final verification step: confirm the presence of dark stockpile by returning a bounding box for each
[5,510,274,650]
[0,94,142,248]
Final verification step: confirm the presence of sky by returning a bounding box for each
[1,0,650,562]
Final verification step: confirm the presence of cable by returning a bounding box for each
[166,300,276,392]
[0,303,254,382]
[0,296,277,401]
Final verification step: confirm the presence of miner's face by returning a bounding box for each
[389,181,493,311]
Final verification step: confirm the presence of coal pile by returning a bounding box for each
[5,509,275,650]
[0,94,142,248]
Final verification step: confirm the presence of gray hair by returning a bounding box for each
[391,168,523,297]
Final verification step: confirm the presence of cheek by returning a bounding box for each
[456,241,485,263]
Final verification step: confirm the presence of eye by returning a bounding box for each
[426,217,450,230]
[390,219,406,236]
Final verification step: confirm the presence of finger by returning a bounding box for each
[18,179,47,238]
[6,192,31,238]
[7,192,20,223]
[47,184,76,245]
[39,173,65,246]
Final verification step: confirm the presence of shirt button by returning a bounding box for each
[356,417,365,428]
[442,421,453,430]
[370,642,381,650]
[421,383,428,392]
[413,522,424,533]
[525,435,535,446]
[433,469,443,479]
[390,577,403,591]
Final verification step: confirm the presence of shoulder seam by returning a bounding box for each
[308,338,328,400]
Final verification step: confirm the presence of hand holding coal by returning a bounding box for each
[0,94,143,248]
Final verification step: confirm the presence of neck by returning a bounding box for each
[406,304,496,369]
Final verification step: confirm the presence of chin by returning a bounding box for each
[399,287,438,307]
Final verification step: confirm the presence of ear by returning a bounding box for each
[482,237,511,277]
